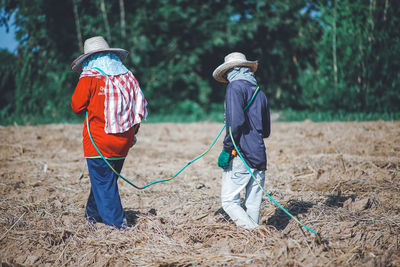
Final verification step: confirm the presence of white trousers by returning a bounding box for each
[221,156,265,229]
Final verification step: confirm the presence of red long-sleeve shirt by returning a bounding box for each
[71,76,135,158]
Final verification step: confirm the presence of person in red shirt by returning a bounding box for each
[71,36,147,229]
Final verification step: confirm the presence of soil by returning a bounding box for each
[1,120,399,266]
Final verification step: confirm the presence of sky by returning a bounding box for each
[0,12,18,53]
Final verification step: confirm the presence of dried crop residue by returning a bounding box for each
[1,121,399,266]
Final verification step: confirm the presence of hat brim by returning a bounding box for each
[212,60,258,83]
[70,48,129,72]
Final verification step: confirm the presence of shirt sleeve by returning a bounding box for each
[262,98,271,138]
[223,82,246,153]
[71,77,92,114]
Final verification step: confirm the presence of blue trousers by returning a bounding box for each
[85,158,125,228]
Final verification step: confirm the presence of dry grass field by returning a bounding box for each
[1,120,400,266]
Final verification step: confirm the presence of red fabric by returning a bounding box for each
[71,76,135,158]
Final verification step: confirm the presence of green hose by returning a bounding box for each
[85,82,327,241]
[86,111,225,189]
[85,86,260,189]
[228,126,328,242]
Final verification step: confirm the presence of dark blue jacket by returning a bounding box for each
[223,80,270,171]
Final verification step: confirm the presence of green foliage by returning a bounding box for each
[0,0,399,125]
[298,0,400,113]
[146,102,224,123]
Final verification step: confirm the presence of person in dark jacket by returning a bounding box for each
[213,52,270,229]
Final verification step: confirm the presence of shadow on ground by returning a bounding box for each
[125,208,157,227]
[264,191,357,231]
[264,200,314,230]
[324,190,355,207]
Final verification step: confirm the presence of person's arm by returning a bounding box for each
[223,82,246,152]
[71,77,92,114]
[262,98,271,138]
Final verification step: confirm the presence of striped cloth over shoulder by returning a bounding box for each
[80,69,148,134]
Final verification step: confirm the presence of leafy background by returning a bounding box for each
[1,0,399,124]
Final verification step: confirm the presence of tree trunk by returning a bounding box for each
[99,0,112,42]
[383,0,389,21]
[369,0,376,34]
[72,0,83,52]
[332,0,338,92]
[119,0,126,39]
[364,0,376,108]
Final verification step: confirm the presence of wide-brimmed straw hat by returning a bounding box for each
[70,36,129,72]
[212,52,258,83]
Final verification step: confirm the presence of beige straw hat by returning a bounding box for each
[212,52,258,83]
[70,36,129,72]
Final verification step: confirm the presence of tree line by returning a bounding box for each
[1,0,399,124]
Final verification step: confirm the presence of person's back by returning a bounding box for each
[213,52,270,229]
[223,79,270,171]
[70,36,147,229]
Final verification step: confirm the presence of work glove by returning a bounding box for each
[218,148,231,169]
